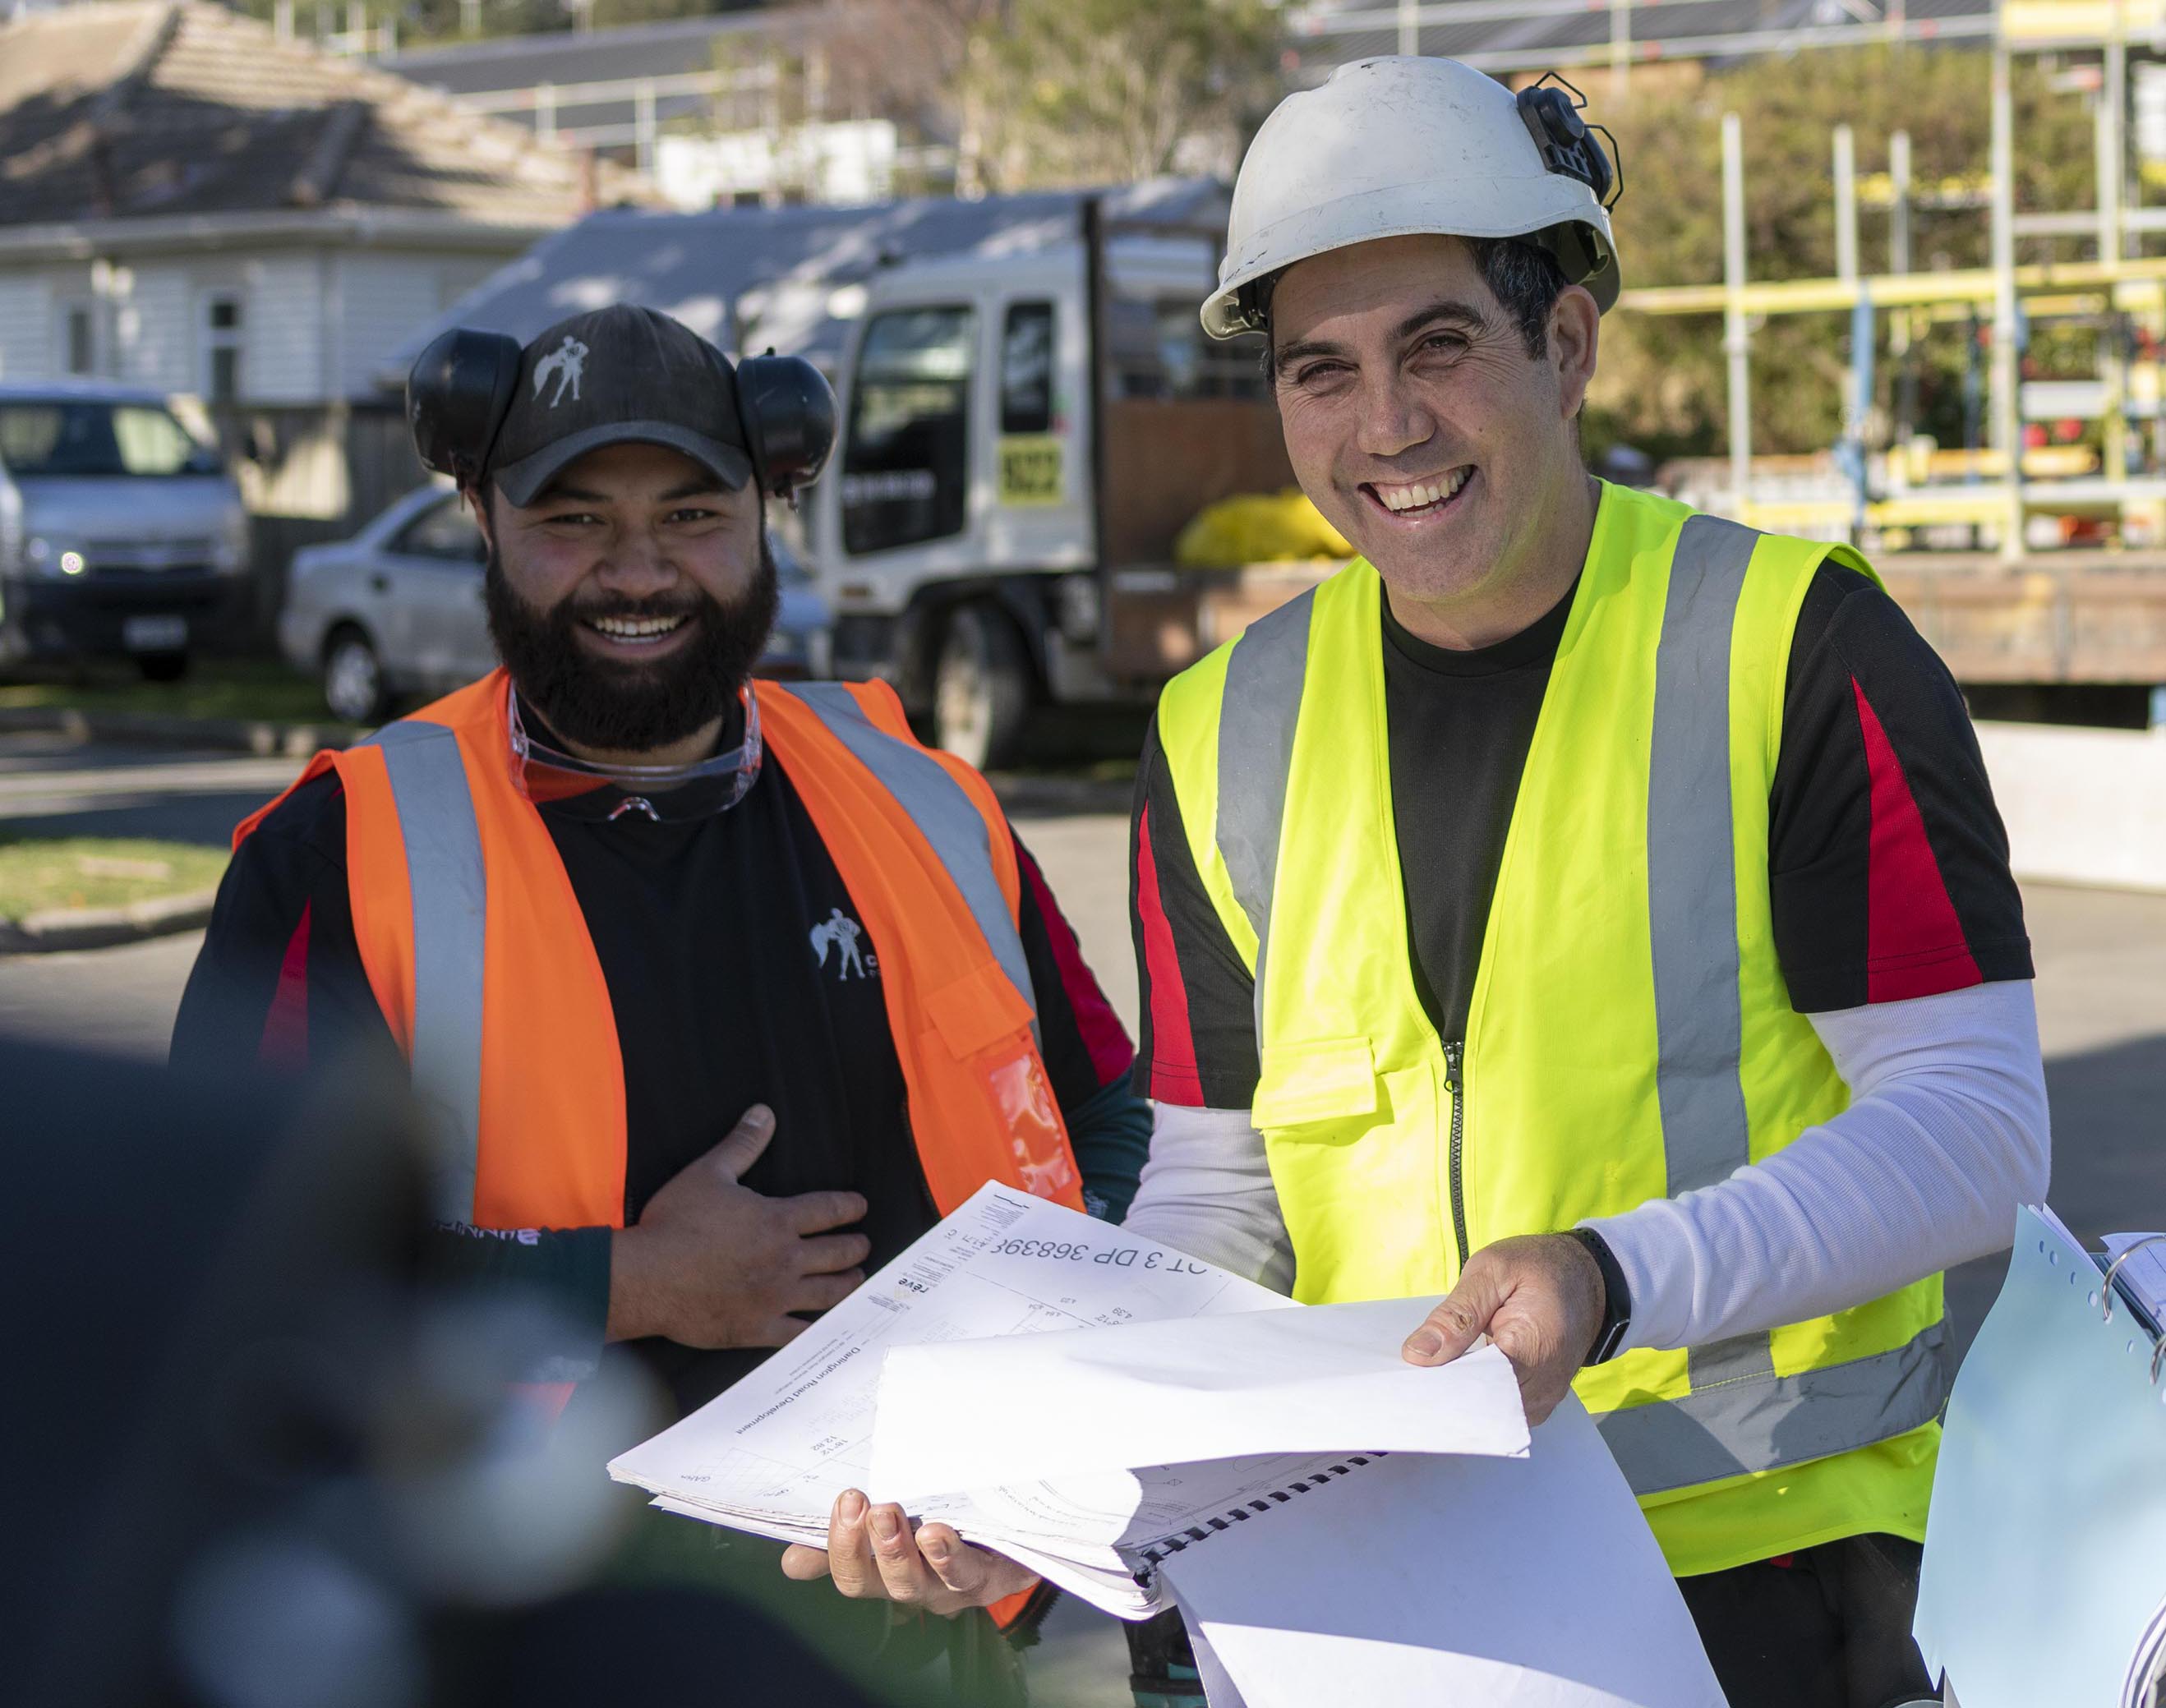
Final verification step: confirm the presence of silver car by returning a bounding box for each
[0,381,251,680]
[282,484,833,723]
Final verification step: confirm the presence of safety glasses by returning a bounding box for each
[506,687,763,824]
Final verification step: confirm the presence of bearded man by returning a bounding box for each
[172,304,1150,1695]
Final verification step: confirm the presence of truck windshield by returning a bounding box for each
[0,402,224,478]
[841,306,975,555]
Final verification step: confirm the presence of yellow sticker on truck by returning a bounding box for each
[998,435,1064,506]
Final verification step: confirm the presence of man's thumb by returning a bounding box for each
[1403,1268,1500,1367]
[711,1105,777,1180]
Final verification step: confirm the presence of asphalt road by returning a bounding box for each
[7,733,2166,1697]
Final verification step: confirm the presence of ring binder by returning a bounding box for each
[1915,1206,2166,1708]
[1134,1454,1387,1575]
[2101,1232,2166,1328]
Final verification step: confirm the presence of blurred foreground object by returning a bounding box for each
[0,1036,899,1708]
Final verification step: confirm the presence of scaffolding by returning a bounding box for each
[1629,8,2166,567]
[1617,2,2166,684]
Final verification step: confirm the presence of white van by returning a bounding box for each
[0,380,251,680]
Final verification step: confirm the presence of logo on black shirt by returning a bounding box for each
[810,908,876,981]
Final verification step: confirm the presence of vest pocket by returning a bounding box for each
[1251,1036,1380,1128]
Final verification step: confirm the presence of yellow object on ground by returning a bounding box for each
[1175,489,1352,568]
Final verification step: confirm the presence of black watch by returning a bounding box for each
[1566,1227,1632,1365]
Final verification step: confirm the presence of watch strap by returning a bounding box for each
[1567,1227,1632,1365]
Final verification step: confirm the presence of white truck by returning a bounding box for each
[801,198,1312,767]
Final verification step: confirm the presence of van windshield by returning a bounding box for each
[0,402,223,477]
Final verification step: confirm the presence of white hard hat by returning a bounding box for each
[1203,57,1621,340]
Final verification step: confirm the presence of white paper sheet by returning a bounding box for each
[610,1183,1329,1616]
[609,1183,1288,1518]
[871,1300,1528,1497]
[1160,1397,1729,1708]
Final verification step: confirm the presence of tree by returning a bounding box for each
[961,0,1281,191]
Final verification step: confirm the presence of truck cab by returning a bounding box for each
[808,205,1289,767]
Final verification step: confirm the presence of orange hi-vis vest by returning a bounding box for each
[237,670,1081,1629]
[236,668,1085,1236]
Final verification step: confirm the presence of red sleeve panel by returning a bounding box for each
[1850,677,1984,1004]
[1128,722,1264,1107]
[1769,564,2032,1013]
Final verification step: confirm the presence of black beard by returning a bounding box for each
[485,539,780,754]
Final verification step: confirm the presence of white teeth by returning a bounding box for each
[589,615,687,641]
[1376,469,1470,513]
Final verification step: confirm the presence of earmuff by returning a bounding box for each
[1516,75,1621,212]
[405,327,837,504]
[408,328,523,486]
[736,350,837,504]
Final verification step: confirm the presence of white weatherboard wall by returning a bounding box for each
[1977,721,2166,893]
[336,253,445,398]
[0,275,53,378]
[119,268,192,394]
[247,255,325,403]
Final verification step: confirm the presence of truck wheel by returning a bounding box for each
[136,651,190,684]
[323,626,391,724]
[934,603,1030,771]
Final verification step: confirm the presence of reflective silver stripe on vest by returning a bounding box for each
[1214,588,1315,1032]
[1597,1319,1950,1496]
[1647,516,1785,1397]
[363,719,486,1224]
[788,683,1039,1029]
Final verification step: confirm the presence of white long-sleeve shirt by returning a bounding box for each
[1122,978,2051,1349]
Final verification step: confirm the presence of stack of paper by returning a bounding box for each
[608,1183,1529,1618]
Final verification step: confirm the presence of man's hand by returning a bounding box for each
[779,1489,1038,1617]
[1400,1232,1606,1425]
[606,1105,870,1349]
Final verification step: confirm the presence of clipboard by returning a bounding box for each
[1915,1206,2166,1708]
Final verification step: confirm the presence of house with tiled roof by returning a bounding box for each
[0,0,652,404]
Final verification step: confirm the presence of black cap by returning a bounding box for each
[489,304,754,507]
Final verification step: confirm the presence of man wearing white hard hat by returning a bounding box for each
[1111,58,2051,1705]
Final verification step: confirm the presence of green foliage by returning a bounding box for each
[965,0,1282,191]
[1589,47,2099,458]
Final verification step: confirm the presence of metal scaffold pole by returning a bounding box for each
[1992,46,2022,560]
[1724,111,1751,511]
[2101,25,2131,483]
[1891,129,1917,447]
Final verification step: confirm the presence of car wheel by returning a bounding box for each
[136,651,190,684]
[933,602,1031,771]
[323,627,390,724]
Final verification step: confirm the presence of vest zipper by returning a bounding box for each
[1444,1038,1469,1273]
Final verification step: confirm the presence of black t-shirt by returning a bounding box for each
[1130,561,2035,1107]
[173,733,1148,1416]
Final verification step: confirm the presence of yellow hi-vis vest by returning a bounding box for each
[1152,481,1948,1577]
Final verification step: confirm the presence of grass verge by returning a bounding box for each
[0,659,339,727]
[0,835,229,923]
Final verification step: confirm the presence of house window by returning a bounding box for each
[61,302,95,375]
[202,294,243,403]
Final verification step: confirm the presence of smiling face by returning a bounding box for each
[1269,233,1601,644]
[476,439,775,764]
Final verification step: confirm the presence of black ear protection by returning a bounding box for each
[405,327,838,504]
[1516,74,1622,213]
[408,328,523,489]
[735,348,837,503]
